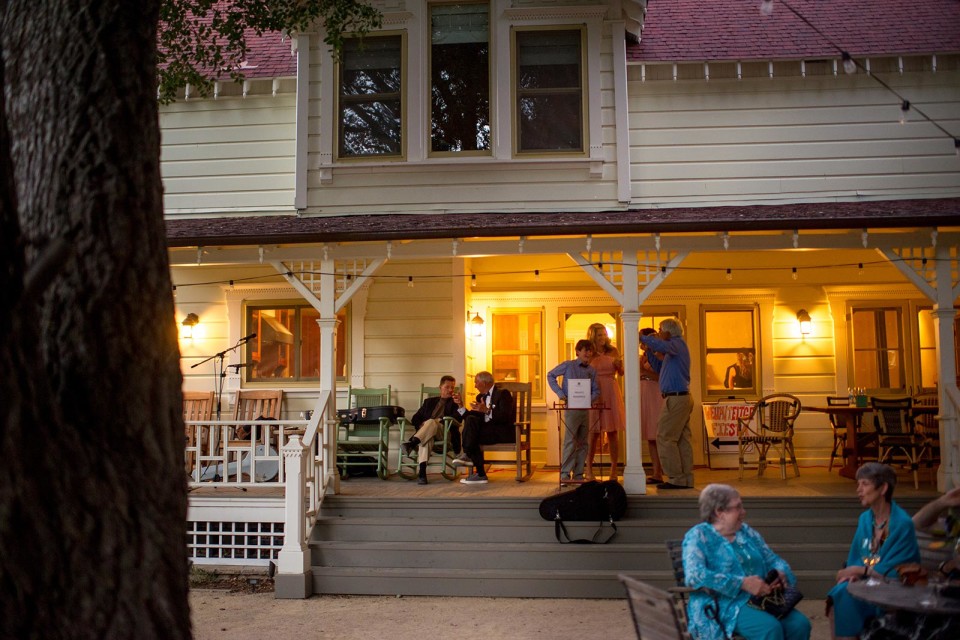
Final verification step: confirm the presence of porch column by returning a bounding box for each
[621,310,645,494]
[933,241,959,490]
[317,316,341,494]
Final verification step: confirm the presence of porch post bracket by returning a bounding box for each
[878,247,936,300]
[568,252,623,305]
[276,436,313,598]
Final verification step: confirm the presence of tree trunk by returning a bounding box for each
[0,1,191,637]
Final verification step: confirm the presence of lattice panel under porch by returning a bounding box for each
[187,520,284,566]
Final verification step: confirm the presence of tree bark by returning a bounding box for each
[0,1,191,637]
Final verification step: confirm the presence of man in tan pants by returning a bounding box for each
[639,318,695,489]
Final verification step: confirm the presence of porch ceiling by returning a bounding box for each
[166,198,960,252]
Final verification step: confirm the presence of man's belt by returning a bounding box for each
[662,391,690,398]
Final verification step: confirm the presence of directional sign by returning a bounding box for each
[703,400,754,453]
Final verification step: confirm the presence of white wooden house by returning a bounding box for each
[165,0,960,586]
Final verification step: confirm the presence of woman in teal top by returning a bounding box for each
[682,484,811,640]
[827,463,920,639]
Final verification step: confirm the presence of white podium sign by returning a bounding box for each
[567,379,592,409]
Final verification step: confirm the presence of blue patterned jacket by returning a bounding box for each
[682,522,797,640]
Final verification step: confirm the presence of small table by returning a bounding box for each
[807,404,938,479]
[848,580,960,616]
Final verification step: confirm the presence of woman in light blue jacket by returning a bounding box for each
[682,483,811,640]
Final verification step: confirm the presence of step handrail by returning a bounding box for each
[277,389,334,583]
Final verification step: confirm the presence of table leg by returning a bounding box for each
[839,413,859,479]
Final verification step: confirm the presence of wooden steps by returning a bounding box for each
[307,495,930,598]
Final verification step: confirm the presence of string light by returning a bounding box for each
[841,52,857,75]
[169,254,945,292]
[899,100,910,125]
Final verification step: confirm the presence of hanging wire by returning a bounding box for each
[764,0,959,147]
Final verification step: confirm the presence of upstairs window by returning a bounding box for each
[514,28,585,154]
[430,2,491,154]
[338,34,404,158]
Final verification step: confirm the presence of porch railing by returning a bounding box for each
[185,419,310,485]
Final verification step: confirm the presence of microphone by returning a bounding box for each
[238,333,257,343]
[228,362,255,371]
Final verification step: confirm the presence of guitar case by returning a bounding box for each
[538,480,627,544]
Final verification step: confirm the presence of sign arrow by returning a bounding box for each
[711,438,739,448]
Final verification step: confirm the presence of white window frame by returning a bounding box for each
[316,1,605,171]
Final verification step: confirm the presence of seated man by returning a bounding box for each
[453,371,516,485]
[399,375,462,485]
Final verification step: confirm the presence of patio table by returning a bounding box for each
[807,404,937,479]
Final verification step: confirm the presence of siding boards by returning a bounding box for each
[161,96,296,214]
[628,72,960,204]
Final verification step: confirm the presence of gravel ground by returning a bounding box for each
[190,589,830,639]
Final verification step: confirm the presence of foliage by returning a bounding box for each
[158,0,381,103]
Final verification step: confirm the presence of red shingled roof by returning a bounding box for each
[628,0,960,62]
[240,29,296,79]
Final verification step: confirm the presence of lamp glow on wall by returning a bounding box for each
[181,313,199,339]
[468,311,485,339]
[796,309,812,337]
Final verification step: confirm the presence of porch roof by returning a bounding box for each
[627,0,960,63]
[165,197,960,247]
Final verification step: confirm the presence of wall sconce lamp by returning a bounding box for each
[181,313,199,339]
[468,311,485,339]
[796,309,811,337]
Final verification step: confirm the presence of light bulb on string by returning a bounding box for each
[759,0,774,16]
[471,274,477,288]
[858,263,864,276]
[791,267,798,281]
[899,100,910,125]
[407,276,414,288]
[725,268,733,281]
[954,138,960,158]
[534,269,540,282]
[842,52,857,75]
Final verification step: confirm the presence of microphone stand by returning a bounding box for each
[191,339,248,421]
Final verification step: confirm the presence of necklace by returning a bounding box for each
[875,518,888,529]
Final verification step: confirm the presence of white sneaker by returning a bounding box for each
[451,454,471,467]
[460,473,488,484]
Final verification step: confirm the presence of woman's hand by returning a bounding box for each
[835,565,866,584]
[741,575,773,596]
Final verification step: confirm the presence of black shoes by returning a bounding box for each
[401,440,416,457]
[657,482,693,490]
[417,476,428,485]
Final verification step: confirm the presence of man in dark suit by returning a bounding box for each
[453,370,516,485]
[399,375,462,484]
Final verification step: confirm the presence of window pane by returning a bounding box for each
[249,309,295,379]
[339,36,402,157]
[703,309,757,394]
[491,311,543,398]
[516,29,583,152]
[431,3,490,152]
[917,309,937,390]
[851,308,903,391]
